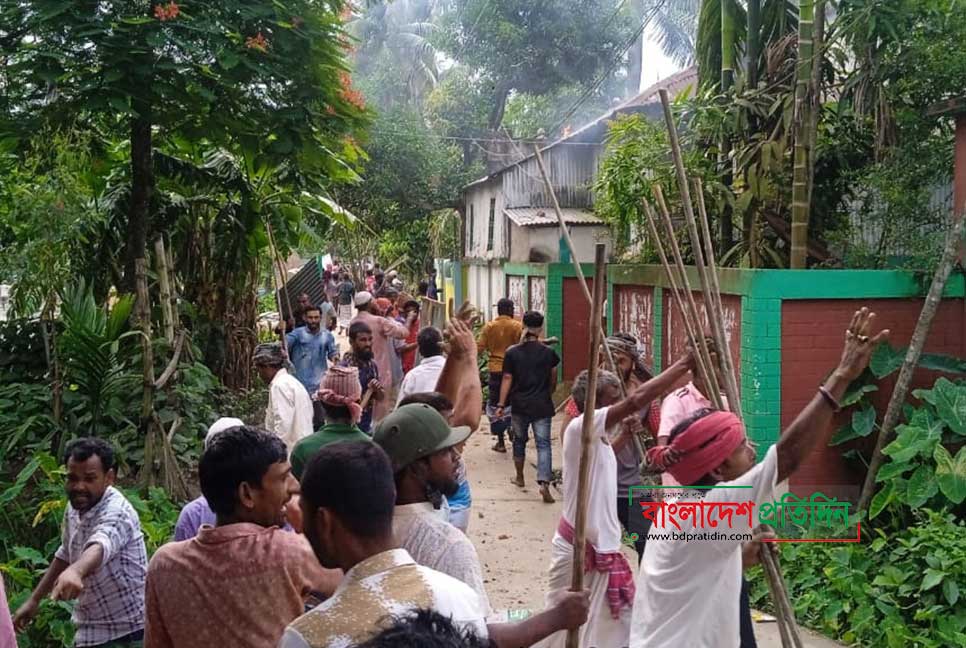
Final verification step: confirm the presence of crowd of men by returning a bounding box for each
[4,263,887,648]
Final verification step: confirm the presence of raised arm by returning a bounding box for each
[605,352,693,429]
[776,308,887,482]
[435,319,483,431]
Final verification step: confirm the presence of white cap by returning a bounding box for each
[354,291,373,307]
[205,417,245,449]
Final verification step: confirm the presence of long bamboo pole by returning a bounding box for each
[857,213,966,512]
[566,243,607,648]
[657,91,802,647]
[641,199,718,404]
[652,186,725,409]
[693,179,742,418]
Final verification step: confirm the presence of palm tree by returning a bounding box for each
[632,0,701,94]
[349,0,442,105]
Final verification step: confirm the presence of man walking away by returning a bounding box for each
[496,311,558,503]
[396,327,446,405]
[478,298,523,453]
[318,292,337,332]
[289,442,593,647]
[339,321,384,434]
[13,438,147,647]
[290,366,371,480]
[253,343,314,454]
[350,291,408,423]
[336,272,355,335]
[286,305,339,396]
[144,426,341,648]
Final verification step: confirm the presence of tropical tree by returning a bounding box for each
[438,0,634,129]
[1,0,367,292]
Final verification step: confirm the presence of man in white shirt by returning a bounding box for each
[253,343,313,454]
[540,353,695,648]
[282,441,589,648]
[396,327,446,405]
[632,307,887,647]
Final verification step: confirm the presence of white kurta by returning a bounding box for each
[538,407,631,648]
[264,368,314,454]
[630,446,786,648]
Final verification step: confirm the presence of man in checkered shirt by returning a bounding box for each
[13,438,147,647]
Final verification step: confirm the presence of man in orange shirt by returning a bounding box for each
[477,298,523,452]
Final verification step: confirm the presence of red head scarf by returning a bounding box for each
[647,410,746,485]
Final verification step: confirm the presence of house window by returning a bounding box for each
[487,198,496,251]
[468,204,474,253]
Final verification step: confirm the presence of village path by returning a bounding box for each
[463,413,846,648]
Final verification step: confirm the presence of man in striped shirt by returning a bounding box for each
[13,438,147,647]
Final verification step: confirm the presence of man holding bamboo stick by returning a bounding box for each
[630,308,887,648]
[539,353,695,648]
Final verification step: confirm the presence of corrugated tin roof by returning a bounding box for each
[464,66,700,191]
[504,207,603,227]
[625,66,699,108]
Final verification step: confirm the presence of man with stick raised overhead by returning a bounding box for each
[630,308,887,648]
[539,352,696,648]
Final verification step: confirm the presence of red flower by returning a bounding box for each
[154,2,179,21]
[245,32,269,52]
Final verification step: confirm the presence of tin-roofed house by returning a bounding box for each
[460,67,698,320]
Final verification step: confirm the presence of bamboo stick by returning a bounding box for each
[857,212,966,513]
[657,90,802,647]
[693,179,743,418]
[641,199,718,403]
[566,243,607,648]
[652,186,725,409]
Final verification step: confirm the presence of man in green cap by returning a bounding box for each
[373,404,589,647]
[371,403,486,607]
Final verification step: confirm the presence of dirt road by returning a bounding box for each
[463,414,844,648]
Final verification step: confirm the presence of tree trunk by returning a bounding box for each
[719,0,737,252]
[857,216,966,514]
[805,2,825,211]
[746,0,761,87]
[720,0,736,92]
[487,82,511,130]
[789,0,815,269]
[122,111,154,292]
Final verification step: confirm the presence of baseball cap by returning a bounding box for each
[372,404,471,473]
[354,291,373,307]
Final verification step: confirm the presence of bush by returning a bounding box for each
[749,510,966,647]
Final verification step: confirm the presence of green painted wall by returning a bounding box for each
[550,264,963,450]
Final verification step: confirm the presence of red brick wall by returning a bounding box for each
[613,285,655,366]
[561,278,593,380]
[782,298,966,498]
[662,289,742,381]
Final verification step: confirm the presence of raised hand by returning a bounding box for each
[837,308,890,382]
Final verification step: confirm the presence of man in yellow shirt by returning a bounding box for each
[477,298,523,452]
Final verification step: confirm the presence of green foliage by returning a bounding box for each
[592,110,718,260]
[332,107,478,277]
[437,0,634,127]
[748,510,966,647]
[58,281,138,438]
[0,131,108,317]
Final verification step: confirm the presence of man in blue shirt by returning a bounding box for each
[286,306,339,396]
